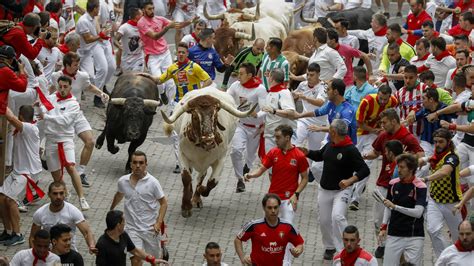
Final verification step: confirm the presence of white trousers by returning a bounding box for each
[417,140,435,178]
[373,186,388,247]
[230,124,260,179]
[168,102,180,165]
[294,121,326,150]
[79,41,116,89]
[351,134,377,202]
[318,185,352,251]
[457,142,474,185]
[147,51,175,101]
[280,199,295,266]
[383,236,424,266]
[426,197,462,257]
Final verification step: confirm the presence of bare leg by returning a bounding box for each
[397,0,403,15]
[0,195,11,231]
[65,166,84,198]
[5,197,20,233]
[78,130,95,166]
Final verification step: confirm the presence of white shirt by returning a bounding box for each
[308,44,347,81]
[259,88,297,138]
[118,173,165,232]
[99,0,116,27]
[336,0,372,9]
[424,54,457,88]
[32,202,85,249]
[40,93,80,142]
[227,80,267,126]
[10,249,60,266]
[444,68,456,90]
[295,81,328,126]
[348,28,387,72]
[76,12,99,52]
[49,16,66,34]
[409,54,430,68]
[51,70,92,104]
[339,35,360,50]
[37,47,62,82]
[117,22,144,64]
[181,33,199,48]
[435,244,474,266]
[313,0,334,18]
[13,123,42,175]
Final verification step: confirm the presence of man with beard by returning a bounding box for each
[50,224,84,265]
[420,128,464,257]
[333,225,377,265]
[436,220,474,265]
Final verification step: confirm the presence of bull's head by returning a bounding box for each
[161,95,257,151]
[282,51,309,90]
[109,97,160,140]
[204,0,260,27]
[214,24,255,58]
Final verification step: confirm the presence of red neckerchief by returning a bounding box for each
[242,77,262,89]
[50,12,60,24]
[340,247,362,266]
[35,87,54,111]
[177,58,190,68]
[374,26,388,36]
[35,3,44,11]
[435,50,451,61]
[414,53,430,62]
[451,68,458,80]
[331,135,353,147]
[58,43,70,54]
[268,83,286,93]
[429,84,437,90]
[396,38,403,46]
[127,20,138,26]
[191,32,200,43]
[454,239,472,252]
[334,44,340,51]
[433,31,440,38]
[62,69,76,80]
[56,92,73,102]
[32,249,47,266]
[429,147,450,169]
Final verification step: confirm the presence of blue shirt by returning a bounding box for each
[344,81,377,109]
[314,101,357,144]
[415,103,457,143]
[188,44,224,80]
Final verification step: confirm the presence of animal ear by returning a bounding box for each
[216,120,226,131]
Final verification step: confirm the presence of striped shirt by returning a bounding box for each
[260,53,289,89]
[356,94,398,135]
[395,82,427,136]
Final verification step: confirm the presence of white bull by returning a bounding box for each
[161,85,256,218]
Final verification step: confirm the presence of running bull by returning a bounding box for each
[95,73,161,171]
[161,85,256,218]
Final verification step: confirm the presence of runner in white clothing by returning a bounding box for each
[50,52,109,187]
[435,220,474,266]
[181,19,206,48]
[228,63,267,193]
[37,27,61,83]
[11,230,61,266]
[116,8,145,72]
[172,0,198,46]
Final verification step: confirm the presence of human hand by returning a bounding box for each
[89,245,98,255]
[339,179,352,189]
[101,93,110,103]
[440,120,450,129]
[242,255,252,265]
[261,106,274,113]
[308,124,323,132]
[426,112,438,122]
[378,230,387,245]
[383,199,395,209]
[153,221,162,235]
[244,173,255,182]
[297,147,308,155]
[223,54,235,65]
[290,246,303,257]
[289,194,298,211]
[452,203,462,215]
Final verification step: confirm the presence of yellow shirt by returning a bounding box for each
[159,61,210,102]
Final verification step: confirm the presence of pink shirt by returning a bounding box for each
[334,44,362,87]
[137,16,170,55]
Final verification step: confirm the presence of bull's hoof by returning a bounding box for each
[197,185,211,197]
[181,209,192,218]
[108,146,120,154]
[192,197,203,208]
[95,143,102,149]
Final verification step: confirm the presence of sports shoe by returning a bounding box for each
[396,12,403,18]
[173,165,181,174]
[0,231,12,244]
[383,12,390,19]
[308,170,315,183]
[160,92,169,105]
[4,234,25,246]
[349,201,359,211]
[18,202,28,213]
[374,246,385,258]
[80,174,91,188]
[236,178,246,193]
[323,249,336,260]
[79,197,90,211]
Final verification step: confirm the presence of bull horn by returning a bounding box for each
[293,3,305,13]
[219,100,258,118]
[143,99,161,108]
[300,5,319,24]
[298,55,310,62]
[234,24,255,40]
[161,102,189,124]
[204,2,225,20]
[110,98,126,105]
[244,0,260,21]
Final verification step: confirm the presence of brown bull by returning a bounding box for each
[282,51,309,90]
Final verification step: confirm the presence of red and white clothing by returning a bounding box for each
[334,44,363,87]
[333,247,378,266]
[409,52,430,68]
[228,78,267,180]
[418,51,456,88]
[197,0,230,29]
[117,20,144,72]
[173,0,196,34]
[406,10,432,46]
[348,27,388,73]
[181,33,199,48]
[395,82,427,136]
[10,248,60,266]
[237,218,304,266]
[435,241,474,266]
[37,46,62,82]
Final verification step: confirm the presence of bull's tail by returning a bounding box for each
[163,122,174,137]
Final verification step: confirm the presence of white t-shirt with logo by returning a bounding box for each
[10,249,60,266]
[295,81,328,126]
[117,22,144,64]
[37,47,62,82]
[227,81,267,126]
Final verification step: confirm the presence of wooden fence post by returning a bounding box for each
[0,115,7,186]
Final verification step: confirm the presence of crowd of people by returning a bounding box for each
[0,0,473,265]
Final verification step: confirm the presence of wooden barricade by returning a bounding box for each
[0,115,7,186]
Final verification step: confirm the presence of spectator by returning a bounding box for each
[110,150,169,265]
[234,193,304,265]
[258,37,289,89]
[379,154,428,266]
[333,225,378,265]
[10,229,61,265]
[50,224,84,266]
[96,210,168,266]
[203,242,228,266]
[379,24,415,75]
[0,45,27,114]
[29,181,96,253]
[436,220,474,265]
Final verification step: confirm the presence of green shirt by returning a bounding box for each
[260,53,289,89]
[222,46,263,86]
[379,41,416,72]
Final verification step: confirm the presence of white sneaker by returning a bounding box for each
[18,202,28,213]
[79,197,90,211]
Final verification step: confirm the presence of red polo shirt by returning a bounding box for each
[262,145,309,200]
[406,10,432,46]
[0,66,27,114]
[447,25,472,37]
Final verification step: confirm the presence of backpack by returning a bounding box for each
[0,20,16,39]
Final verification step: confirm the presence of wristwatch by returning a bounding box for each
[295,192,300,199]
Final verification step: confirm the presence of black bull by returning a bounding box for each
[95,74,160,171]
